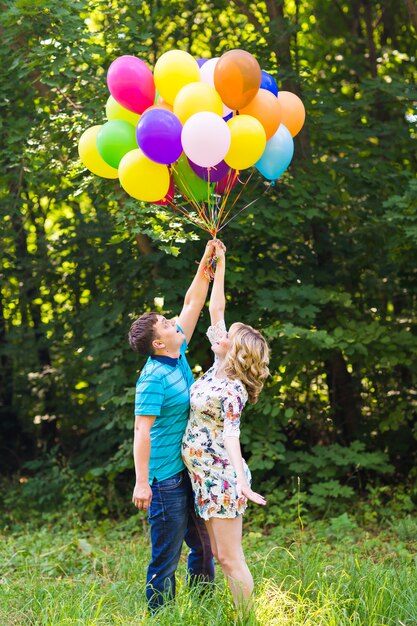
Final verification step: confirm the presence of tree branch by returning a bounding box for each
[53,86,83,111]
[230,0,265,33]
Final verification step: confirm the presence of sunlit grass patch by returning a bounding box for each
[1,517,417,625]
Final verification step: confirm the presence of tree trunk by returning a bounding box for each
[362,0,378,78]
[12,204,58,451]
[404,0,417,32]
[325,352,362,441]
[0,297,33,471]
[265,0,311,162]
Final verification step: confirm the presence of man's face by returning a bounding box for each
[152,315,184,353]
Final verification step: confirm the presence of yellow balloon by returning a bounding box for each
[173,82,223,124]
[119,149,170,202]
[106,95,141,127]
[78,126,118,179]
[225,115,266,170]
[154,50,200,105]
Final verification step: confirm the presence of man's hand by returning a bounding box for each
[201,240,216,264]
[132,481,153,510]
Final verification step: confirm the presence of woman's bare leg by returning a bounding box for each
[209,516,254,613]
[204,519,219,561]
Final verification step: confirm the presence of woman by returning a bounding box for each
[182,241,270,613]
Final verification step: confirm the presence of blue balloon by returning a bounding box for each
[260,70,278,97]
[255,124,294,181]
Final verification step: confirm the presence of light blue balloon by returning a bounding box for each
[255,124,294,181]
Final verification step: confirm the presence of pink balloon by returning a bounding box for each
[181,112,231,168]
[107,55,155,115]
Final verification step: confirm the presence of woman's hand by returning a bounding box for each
[213,238,226,261]
[237,480,267,506]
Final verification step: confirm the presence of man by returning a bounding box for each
[128,241,218,613]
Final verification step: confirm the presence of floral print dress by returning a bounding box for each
[182,320,251,520]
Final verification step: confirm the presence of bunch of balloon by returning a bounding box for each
[78,49,305,236]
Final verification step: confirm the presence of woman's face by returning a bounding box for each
[211,324,237,358]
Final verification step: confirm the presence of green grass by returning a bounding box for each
[1,513,417,625]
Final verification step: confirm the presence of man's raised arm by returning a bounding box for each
[177,241,216,345]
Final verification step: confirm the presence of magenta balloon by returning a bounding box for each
[136,109,183,165]
[107,55,155,114]
[188,159,230,182]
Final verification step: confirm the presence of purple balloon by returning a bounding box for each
[261,70,279,97]
[197,58,209,68]
[188,158,230,182]
[136,109,183,165]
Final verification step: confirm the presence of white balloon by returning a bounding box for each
[199,57,219,87]
[181,112,231,168]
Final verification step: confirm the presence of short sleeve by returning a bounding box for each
[206,319,227,346]
[135,373,164,416]
[221,384,247,438]
[177,323,188,356]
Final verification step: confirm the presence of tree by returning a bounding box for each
[1,0,416,517]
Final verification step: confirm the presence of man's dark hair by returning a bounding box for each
[128,312,159,356]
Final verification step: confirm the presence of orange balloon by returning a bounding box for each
[144,102,173,113]
[240,89,282,140]
[277,91,305,137]
[214,49,261,110]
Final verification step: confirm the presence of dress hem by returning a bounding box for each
[197,510,246,521]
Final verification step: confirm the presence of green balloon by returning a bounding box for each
[96,120,138,169]
[173,154,214,203]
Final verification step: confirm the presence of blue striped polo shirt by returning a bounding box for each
[134,330,195,484]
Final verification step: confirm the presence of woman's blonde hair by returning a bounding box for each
[224,323,270,404]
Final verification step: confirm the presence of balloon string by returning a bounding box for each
[170,164,214,233]
[165,199,213,233]
[170,163,202,212]
[206,169,215,233]
[156,164,270,238]
[215,170,238,227]
[210,169,238,234]
[217,170,254,229]
[217,181,272,233]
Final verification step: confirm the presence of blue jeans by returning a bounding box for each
[146,469,214,612]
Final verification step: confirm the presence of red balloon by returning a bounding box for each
[153,176,174,205]
[215,169,238,195]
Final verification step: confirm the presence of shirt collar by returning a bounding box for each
[151,354,179,367]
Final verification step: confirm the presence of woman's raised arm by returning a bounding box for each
[209,240,226,326]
